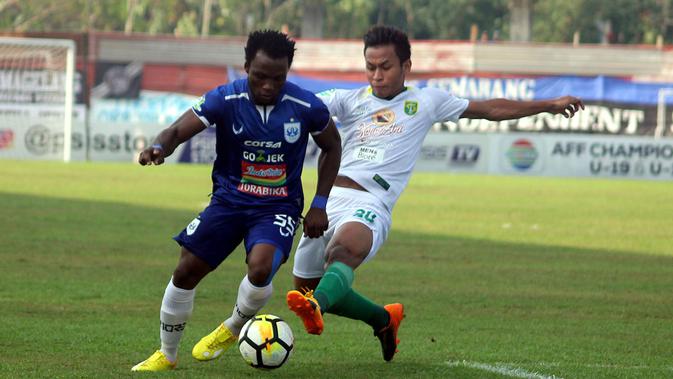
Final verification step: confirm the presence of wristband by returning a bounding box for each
[310,195,328,209]
[151,143,163,151]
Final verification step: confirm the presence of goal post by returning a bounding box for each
[0,37,76,162]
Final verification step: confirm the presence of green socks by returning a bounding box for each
[313,262,390,332]
[328,289,390,332]
[313,262,354,310]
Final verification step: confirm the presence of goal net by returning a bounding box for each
[0,37,75,161]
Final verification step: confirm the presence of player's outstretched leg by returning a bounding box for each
[374,303,405,362]
[286,289,324,335]
[131,350,177,371]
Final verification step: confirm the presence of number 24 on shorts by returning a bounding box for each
[353,209,377,223]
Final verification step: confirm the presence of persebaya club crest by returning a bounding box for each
[404,100,418,116]
[194,96,205,111]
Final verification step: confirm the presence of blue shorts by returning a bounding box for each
[173,199,300,269]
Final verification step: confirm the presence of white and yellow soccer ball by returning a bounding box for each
[238,314,294,369]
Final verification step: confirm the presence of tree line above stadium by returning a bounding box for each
[0,0,671,45]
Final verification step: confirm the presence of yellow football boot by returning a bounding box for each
[131,350,176,371]
[192,323,237,361]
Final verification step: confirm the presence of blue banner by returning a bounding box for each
[286,72,673,106]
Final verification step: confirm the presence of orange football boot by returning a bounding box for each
[375,303,404,361]
[286,289,324,335]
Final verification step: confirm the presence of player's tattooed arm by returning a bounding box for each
[139,110,207,166]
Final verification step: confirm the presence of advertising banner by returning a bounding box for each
[0,90,196,161]
[494,134,673,180]
[416,132,673,181]
[0,69,86,104]
[0,103,86,160]
[92,61,143,99]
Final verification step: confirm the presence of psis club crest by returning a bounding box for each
[284,121,301,143]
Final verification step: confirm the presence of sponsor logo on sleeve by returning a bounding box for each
[193,96,205,112]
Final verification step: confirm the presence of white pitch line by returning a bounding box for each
[446,360,563,379]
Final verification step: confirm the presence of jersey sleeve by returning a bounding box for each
[424,87,470,123]
[306,92,332,135]
[316,89,345,121]
[191,87,225,128]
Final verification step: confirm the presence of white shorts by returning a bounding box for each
[292,186,392,279]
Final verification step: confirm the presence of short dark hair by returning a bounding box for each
[244,30,296,67]
[363,25,411,64]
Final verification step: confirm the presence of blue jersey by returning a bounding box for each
[192,79,330,211]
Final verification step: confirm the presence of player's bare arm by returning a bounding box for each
[138,110,206,166]
[303,118,342,238]
[460,96,585,121]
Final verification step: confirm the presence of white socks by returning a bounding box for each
[155,275,271,362]
[159,279,195,363]
[223,275,273,335]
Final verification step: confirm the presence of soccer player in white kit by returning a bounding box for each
[286,25,584,362]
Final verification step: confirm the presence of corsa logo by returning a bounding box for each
[244,140,282,148]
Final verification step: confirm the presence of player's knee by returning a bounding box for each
[247,266,273,286]
[325,244,364,269]
[172,248,212,289]
[172,266,202,289]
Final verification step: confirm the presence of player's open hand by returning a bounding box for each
[303,208,328,238]
[549,96,584,118]
[138,145,165,166]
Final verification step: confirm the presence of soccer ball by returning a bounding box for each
[238,314,294,369]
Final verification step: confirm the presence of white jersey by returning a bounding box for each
[318,86,469,211]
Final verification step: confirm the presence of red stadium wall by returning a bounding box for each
[142,64,228,95]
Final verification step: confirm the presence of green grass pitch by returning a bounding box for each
[1,160,672,378]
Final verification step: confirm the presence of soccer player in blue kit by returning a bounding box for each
[131,30,341,371]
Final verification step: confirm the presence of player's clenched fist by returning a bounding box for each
[138,144,165,166]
